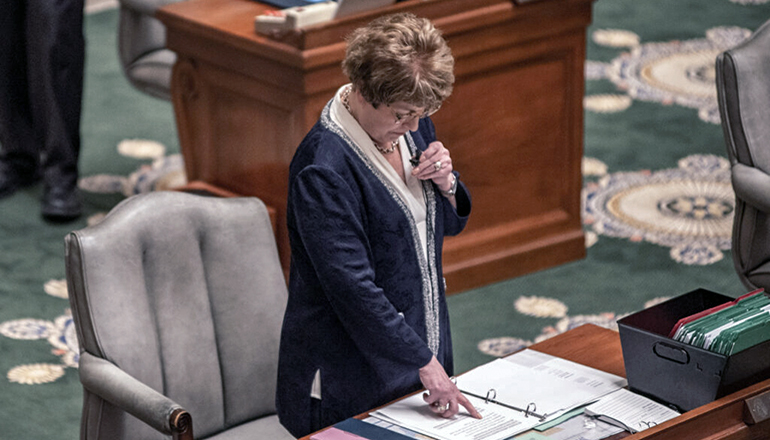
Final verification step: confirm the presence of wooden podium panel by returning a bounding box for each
[157,0,592,292]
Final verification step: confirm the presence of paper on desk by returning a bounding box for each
[371,392,542,440]
[584,388,679,433]
[533,406,585,431]
[534,413,624,440]
[456,350,627,420]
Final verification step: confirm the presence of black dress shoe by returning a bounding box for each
[41,184,82,222]
[0,163,41,199]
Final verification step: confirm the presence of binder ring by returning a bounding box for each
[526,402,537,418]
[485,389,496,404]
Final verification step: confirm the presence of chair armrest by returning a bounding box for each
[732,163,770,212]
[78,352,193,438]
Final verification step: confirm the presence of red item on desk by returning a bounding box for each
[310,427,368,440]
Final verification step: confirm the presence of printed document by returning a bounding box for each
[534,413,625,440]
[584,388,680,433]
[372,392,542,440]
[456,350,627,419]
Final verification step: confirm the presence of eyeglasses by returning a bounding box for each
[388,105,441,126]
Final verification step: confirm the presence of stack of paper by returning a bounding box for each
[671,289,770,355]
[584,388,680,433]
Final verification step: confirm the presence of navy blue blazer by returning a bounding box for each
[276,100,471,438]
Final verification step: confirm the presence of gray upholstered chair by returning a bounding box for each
[65,191,294,440]
[118,0,182,100]
[716,18,770,291]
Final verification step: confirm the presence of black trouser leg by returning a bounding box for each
[26,0,85,190]
[0,0,40,175]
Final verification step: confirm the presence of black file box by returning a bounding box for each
[616,288,770,412]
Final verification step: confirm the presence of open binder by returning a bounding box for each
[371,350,627,440]
[371,391,543,440]
[455,351,627,422]
[460,387,546,420]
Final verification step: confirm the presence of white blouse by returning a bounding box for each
[330,84,429,261]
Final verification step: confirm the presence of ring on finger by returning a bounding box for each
[433,161,442,172]
[434,402,450,412]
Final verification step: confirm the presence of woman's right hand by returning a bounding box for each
[419,356,482,419]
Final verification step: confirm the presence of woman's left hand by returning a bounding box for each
[411,141,455,195]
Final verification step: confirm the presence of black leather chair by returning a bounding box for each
[65,192,294,440]
[118,0,182,100]
[716,19,770,291]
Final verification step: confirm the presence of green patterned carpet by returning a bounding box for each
[1,1,769,438]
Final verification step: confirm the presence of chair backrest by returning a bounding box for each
[117,0,183,100]
[66,191,287,439]
[716,19,770,290]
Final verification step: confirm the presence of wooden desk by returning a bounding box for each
[300,325,770,440]
[157,0,592,292]
[532,325,770,440]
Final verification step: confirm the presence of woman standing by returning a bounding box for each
[277,13,478,437]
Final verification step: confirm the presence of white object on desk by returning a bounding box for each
[254,1,338,34]
[584,388,680,433]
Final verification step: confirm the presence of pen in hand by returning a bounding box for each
[409,150,422,168]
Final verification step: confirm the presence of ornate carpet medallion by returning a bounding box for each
[117,138,166,159]
[514,296,568,318]
[583,94,633,113]
[477,296,670,357]
[78,139,186,198]
[587,27,751,123]
[583,154,733,265]
[79,153,186,196]
[477,337,533,358]
[1,311,79,384]
[1,281,79,384]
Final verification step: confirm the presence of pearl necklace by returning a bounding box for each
[341,86,399,155]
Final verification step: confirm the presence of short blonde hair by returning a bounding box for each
[342,13,454,112]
